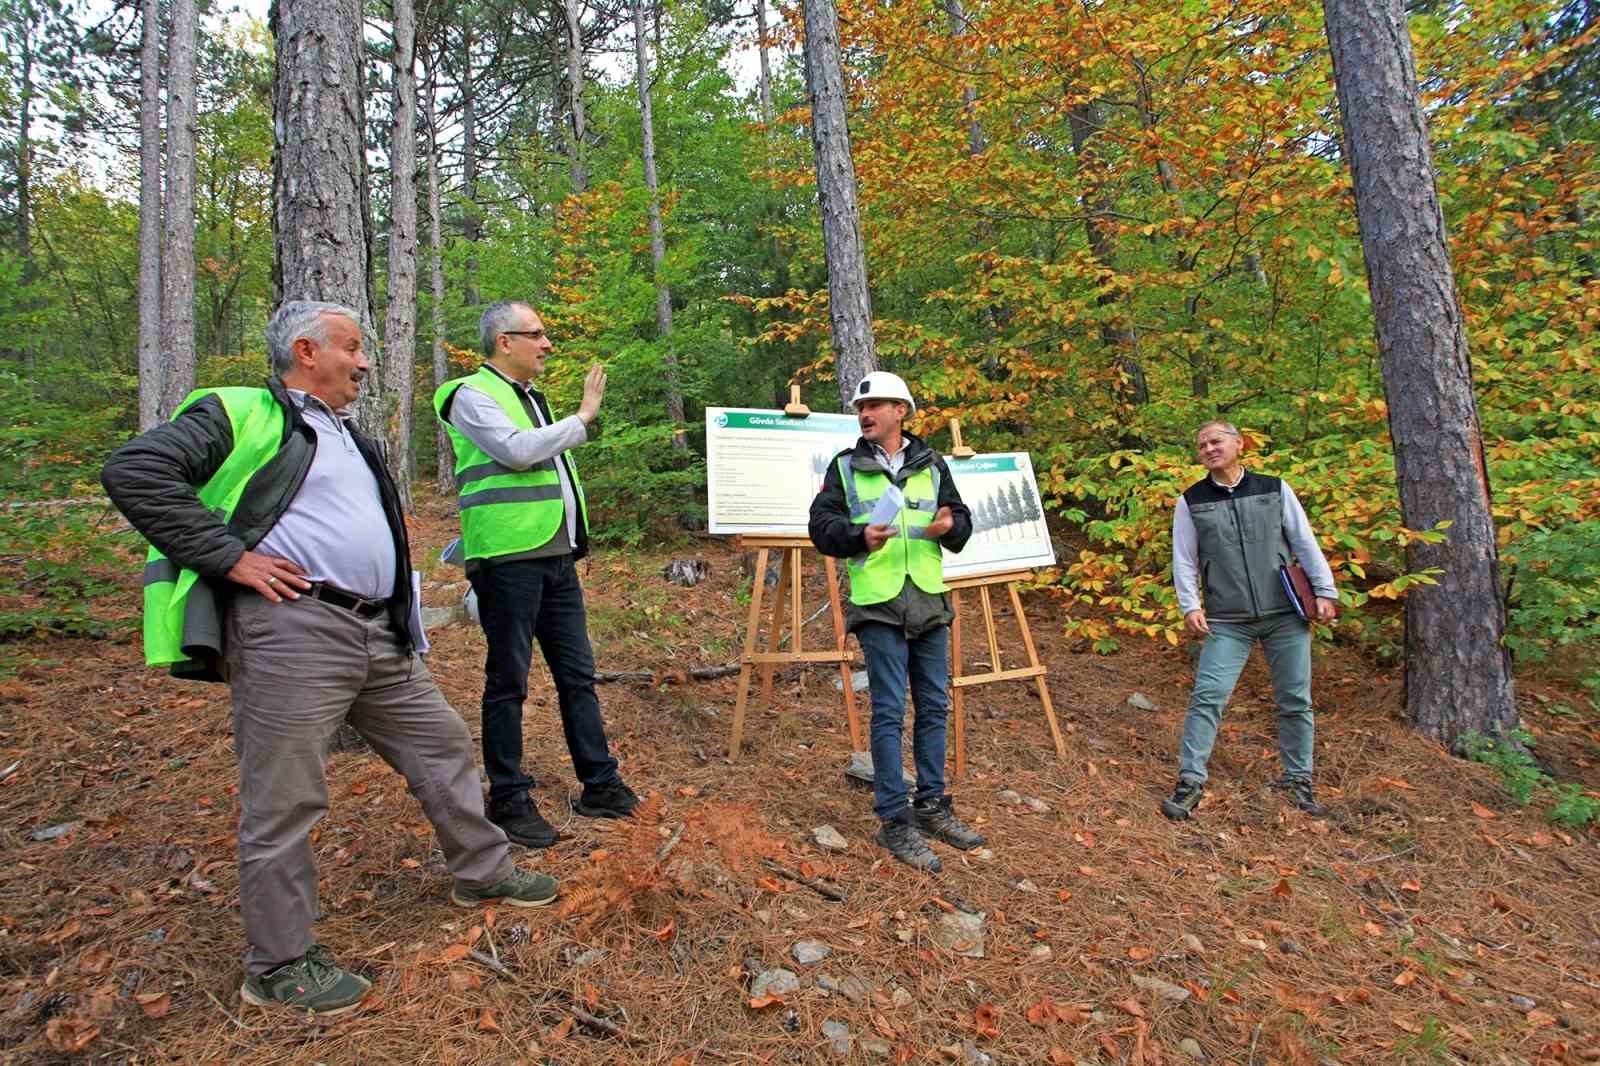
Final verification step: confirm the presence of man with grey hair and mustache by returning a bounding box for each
[1160,419,1339,821]
[102,300,558,1017]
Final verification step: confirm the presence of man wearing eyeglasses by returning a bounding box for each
[433,301,638,849]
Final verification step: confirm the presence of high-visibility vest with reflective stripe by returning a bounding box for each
[838,457,948,605]
[142,388,286,668]
[432,367,586,562]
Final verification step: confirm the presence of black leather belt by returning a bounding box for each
[306,581,387,618]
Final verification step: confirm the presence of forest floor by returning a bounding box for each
[1,494,1597,1065]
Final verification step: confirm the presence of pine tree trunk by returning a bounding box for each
[755,0,774,128]
[159,0,200,415]
[564,0,588,191]
[272,0,374,329]
[423,64,452,494]
[382,0,419,512]
[633,0,685,447]
[1067,99,1147,409]
[460,15,480,307]
[137,0,164,430]
[1323,0,1516,748]
[799,0,878,410]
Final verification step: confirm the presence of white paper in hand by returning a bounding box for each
[867,482,904,527]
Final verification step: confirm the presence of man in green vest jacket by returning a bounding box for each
[434,300,638,850]
[809,372,984,872]
[1161,419,1340,821]
[101,301,558,1016]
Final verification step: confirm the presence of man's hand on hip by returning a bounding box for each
[1184,609,1210,636]
[226,550,310,603]
[578,364,607,425]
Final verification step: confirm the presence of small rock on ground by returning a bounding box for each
[1178,1037,1206,1061]
[821,1019,851,1057]
[1127,692,1157,711]
[812,825,849,851]
[1131,973,1191,1003]
[860,1038,893,1059]
[792,940,831,965]
[752,968,801,998]
[931,911,986,958]
[1023,796,1051,814]
[997,789,1023,806]
[1029,943,1053,961]
[1181,933,1204,955]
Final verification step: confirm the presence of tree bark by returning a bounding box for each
[799,0,878,409]
[382,0,420,512]
[459,13,480,307]
[633,0,685,447]
[755,0,774,128]
[942,0,983,156]
[1067,99,1147,409]
[137,0,164,430]
[1323,0,1516,747]
[272,0,374,330]
[160,0,200,416]
[564,0,588,191]
[423,59,452,494]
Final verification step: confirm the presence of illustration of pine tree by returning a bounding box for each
[1005,481,1027,540]
[1019,477,1045,536]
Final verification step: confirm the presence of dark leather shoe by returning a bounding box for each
[488,801,559,848]
[573,781,639,819]
[1275,778,1328,817]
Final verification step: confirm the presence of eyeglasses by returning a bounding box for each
[501,330,546,340]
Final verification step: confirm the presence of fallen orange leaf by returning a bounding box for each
[134,992,172,1019]
[1393,970,1418,988]
[1470,801,1497,819]
[1400,878,1422,893]
[974,1003,1000,1039]
[747,994,783,1009]
[1119,998,1147,1018]
[1272,877,1293,899]
[476,1008,502,1033]
[1127,946,1153,961]
[438,943,470,963]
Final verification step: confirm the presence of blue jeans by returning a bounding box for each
[1178,611,1314,786]
[468,555,621,810]
[856,622,950,821]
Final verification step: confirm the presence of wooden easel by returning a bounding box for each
[727,388,865,760]
[945,418,1066,777]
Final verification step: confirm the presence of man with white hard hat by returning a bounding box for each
[808,371,981,872]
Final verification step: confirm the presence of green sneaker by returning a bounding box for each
[240,945,371,1016]
[450,866,559,909]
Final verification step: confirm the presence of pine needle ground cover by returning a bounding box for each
[1,497,1596,1064]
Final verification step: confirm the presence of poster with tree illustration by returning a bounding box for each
[942,453,1055,580]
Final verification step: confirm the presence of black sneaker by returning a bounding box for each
[876,819,942,872]
[912,797,986,850]
[573,781,639,819]
[1275,778,1328,817]
[1160,781,1204,821]
[489,800,560,848]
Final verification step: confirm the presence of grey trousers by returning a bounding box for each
[1177,611,1315,787]
[225,594,513,975]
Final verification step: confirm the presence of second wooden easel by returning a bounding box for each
[727,388,865,760]
[945,419,1066,777]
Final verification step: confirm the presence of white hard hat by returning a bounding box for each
[851,371,916,413]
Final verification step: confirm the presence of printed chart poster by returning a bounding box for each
[706,407,860,534]
[941,452,1057,581]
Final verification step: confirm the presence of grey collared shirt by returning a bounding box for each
[870,439,908,478]
[253,391,396,599]
[445,365,587,555]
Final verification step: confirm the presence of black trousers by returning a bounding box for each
[468,554,620,810]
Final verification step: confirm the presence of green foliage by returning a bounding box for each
[1503,520,1600,663]
[1463,728,1600,829]
[0,506,129,641]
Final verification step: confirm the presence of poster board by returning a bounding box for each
[940,452,1057,581]
[705,409,1056,582]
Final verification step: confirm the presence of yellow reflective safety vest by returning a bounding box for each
[433,367,587,562]
[142,388,286,669]
[838,457,948,605]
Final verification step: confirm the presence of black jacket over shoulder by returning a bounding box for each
[808,433,973,557]
[101,377,416,680]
